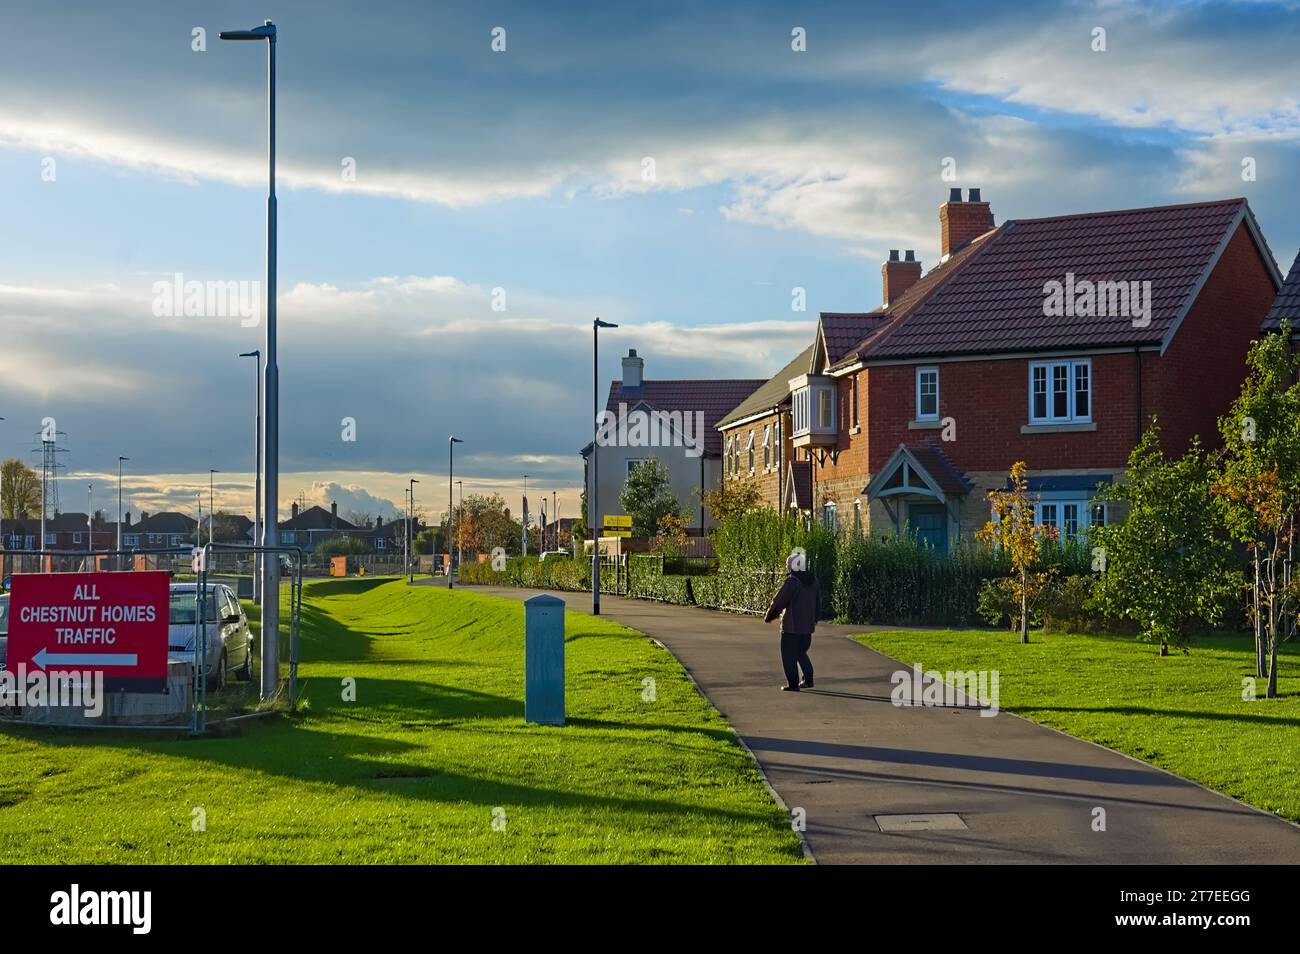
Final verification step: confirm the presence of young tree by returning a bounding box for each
[700,473,765,522]
[1213,325,1300,697]
[620,459,683,538]
[978,461,1058,643]
[1,459,41,519]
[653,512,690,558]
[1090,427,1237,655]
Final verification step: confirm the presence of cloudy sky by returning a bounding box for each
[2,0,1298,524]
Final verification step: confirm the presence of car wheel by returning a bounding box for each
[235,644,253,682]
[208,649,227,692]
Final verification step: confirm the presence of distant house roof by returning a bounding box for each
[1264,247,1300,332]
[717,346,816,430]
[280,506,357,532]
[134,512,197,534]
[822,197,1277,368]
[591,378,767,458]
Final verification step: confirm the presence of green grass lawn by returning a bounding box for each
[0,579,801,864]
[854,627,1300,822]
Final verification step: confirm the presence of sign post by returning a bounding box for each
[7,571,170,692]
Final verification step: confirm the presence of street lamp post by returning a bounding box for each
[408,477,419,584]
[220,19,279,700]
[448,437,463,588]
[117,457,128,569]
[209,469,218,547]
[239,350,262,604]
[592,317,617,615]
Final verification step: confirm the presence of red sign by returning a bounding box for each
[8,571,169,688]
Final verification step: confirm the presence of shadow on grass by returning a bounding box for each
[1026,704,1300,727]
[302,676,523,722]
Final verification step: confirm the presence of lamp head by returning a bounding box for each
[219,22,276,41]
[594,318,618,329]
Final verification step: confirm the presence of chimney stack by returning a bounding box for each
[331,501,338,529]
[124,511,131,527]
[621,349,644,390]
[940,187,993,259]
[882,249,923,306]
[291,502,299,520]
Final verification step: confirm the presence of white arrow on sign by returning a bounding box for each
[32,647,138,669]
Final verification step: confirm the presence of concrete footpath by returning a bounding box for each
[423,580,1300,864]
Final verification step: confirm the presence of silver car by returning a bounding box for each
[168,583,254,691]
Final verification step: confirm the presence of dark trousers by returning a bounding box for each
[780,632,813,687]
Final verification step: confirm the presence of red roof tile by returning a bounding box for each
[604,379,767,457]
[864,198,1252,360]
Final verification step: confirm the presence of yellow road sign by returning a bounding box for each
[604,514,632,528]
[602,529,632,538]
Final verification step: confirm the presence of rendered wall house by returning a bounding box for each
[581,349,765,534]
[717,189,1282,552]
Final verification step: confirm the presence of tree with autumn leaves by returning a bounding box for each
[1212,324,1300,698]
[978,461,1058,644]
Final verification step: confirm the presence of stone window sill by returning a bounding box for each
[908,419,943,430]
[1020,422,1097,434]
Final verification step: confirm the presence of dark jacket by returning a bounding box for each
[764,570,820,635]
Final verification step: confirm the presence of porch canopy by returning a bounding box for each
[864,442,972,536]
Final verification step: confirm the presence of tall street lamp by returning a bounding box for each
[408,477,419,584]
[239,349,262,603]
[117,457,129,568]
[220,19,279,700]
[592,317,618,615]
[209,470,219,547]
[448,437,463,588]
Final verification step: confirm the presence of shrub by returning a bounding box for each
[838,534,1009,626]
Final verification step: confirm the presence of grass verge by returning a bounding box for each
[0,579,801,863]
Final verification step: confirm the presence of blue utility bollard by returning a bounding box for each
[525,594,565,726]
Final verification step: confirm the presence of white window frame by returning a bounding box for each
[1029,358,1092,424]
[916,367,940,421]
[1035,498,1105,543]
[725,437,734,475]
[762,424,772,470]
[45,531,58,545]
[376,537,386,550]
[746,430,755,474]
[73,532,82,544]
[816,388,834,430]
[124,534,139,547]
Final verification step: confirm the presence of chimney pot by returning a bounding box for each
[882,250,924,307]
[621,349,644,389]
[940,188,993,257]
[904,250,916,262]
[948,187,962,203]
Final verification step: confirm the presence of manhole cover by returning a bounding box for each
[873,813,968,832]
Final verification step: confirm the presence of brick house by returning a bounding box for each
[121,511,198,550]
[719,189,1282,552]
[582,349,764,534]
[277,502,405,553]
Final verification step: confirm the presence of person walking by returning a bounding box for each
[764,550,820,691]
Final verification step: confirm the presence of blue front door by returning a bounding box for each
[908,503,948,555]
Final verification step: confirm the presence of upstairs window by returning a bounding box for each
[762,425,771,469]
[725,437,734,475]
[746,430,755,473]
[916,367,939,421]
[817,388,834,429]
[1030,359,1091,424]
